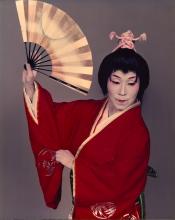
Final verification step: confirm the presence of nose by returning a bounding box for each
[119,83,127,96]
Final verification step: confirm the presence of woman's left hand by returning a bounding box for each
[56,150,75,169]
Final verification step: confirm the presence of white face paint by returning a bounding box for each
[107,70,140,116]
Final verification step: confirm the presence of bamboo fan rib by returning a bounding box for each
[16,0,93,94]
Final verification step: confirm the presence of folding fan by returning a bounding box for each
[15,0,93,94]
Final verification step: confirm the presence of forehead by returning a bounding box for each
[111,70,136,79]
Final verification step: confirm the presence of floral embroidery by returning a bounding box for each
[37,148,57,176]
[91,202,116,219]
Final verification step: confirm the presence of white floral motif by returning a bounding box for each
[91,202,116,219]
[120,213,137,220]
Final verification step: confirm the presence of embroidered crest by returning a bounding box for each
[120,213,138,220]
[91,202,116,219]
[37,148,57,176]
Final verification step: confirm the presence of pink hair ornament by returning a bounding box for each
[109,30,147,52]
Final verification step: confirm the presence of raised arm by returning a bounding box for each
[22,63,37,101]
[22,64,75,208]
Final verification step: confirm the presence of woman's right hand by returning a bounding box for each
[56,150,75,169]
[22,63,37,100]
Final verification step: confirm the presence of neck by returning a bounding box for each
[107,99,139,117]
[108,102,119,117]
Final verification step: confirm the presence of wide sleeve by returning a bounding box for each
[112,125,150,215]
[23,82,76,209]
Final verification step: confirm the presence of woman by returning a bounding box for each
[23,31,150,219]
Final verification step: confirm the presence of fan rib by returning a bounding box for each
[35,70,88,94]
[35,67,52,72]
[24,42,29,61]
[29,42,32,60]
[32,45,42,60]
[33,48,48,63]
[52,66,93,75]
[51,71,92,81]
[52,72,91,90]
[31,43,37,61]
[49,75,88,94]
[35,64,52,68]
[34,53,50,64]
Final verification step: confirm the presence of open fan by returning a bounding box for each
[15,0,93,94]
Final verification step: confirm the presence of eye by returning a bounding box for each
[112,81,120,84]
[128,82,136,86]
[110,78,120,84]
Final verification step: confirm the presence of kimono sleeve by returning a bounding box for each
[23,82,76,209]
[112,125,150,214]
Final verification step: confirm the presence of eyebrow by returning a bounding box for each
[112,75,136,80]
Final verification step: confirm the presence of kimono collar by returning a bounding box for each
[90,98,140,135]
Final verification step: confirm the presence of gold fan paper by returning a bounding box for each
[16,0,93,94]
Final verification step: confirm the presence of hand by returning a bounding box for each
[56,150,75,169]
[22,63,37,100]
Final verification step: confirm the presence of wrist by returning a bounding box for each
[24,81,35,90]
[24,83,35,101]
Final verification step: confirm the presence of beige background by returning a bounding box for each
[0,0,175,219]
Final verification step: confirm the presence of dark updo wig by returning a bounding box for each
[98,48,150,101]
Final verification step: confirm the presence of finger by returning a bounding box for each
[26,63,30,69]
[56,151,61,156]
[33,70,37,78]
[26,63,32,73]
[56,149,64,154]
[22,68,29,81]
[56,155,63,163]
[56,152,62,158]
[26,63,36,80]
[65,150,73,156]
[22,69,26,83]
[22,68,26,76]
[55,155,60,161]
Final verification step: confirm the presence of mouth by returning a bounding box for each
[115,98,128,103]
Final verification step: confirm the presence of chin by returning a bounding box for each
[108,96,137,113]
[114,104,129,111]
[112,99,134,112]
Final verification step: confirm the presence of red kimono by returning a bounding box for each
[24,83,150,219]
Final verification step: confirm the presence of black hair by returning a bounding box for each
[98,48,150,101]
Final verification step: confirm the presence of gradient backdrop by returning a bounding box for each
[0,0,175,219]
